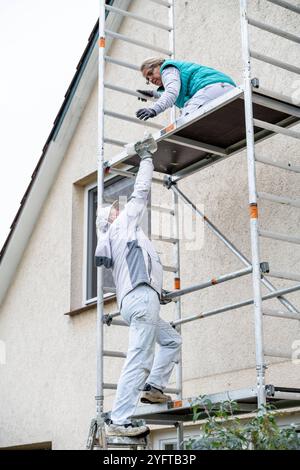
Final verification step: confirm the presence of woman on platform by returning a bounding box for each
[136,57,236,121]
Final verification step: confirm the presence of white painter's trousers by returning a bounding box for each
[182,82,236,116]
[110,284,182,425]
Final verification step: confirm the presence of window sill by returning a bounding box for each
[64,294,116,317]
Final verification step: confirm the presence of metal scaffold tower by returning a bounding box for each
[87,0,300,450]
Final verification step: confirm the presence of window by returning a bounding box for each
[85,176,150,303]
[162,440,177,450]
[0,442,52,450]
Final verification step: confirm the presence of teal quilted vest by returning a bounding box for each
[159,60,236,108]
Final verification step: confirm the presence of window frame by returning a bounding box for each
[83,182,116,305]
[158,432,201,450]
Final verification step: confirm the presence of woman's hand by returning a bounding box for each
[136,89,155,102]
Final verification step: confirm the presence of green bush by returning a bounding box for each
[187,397,300,450]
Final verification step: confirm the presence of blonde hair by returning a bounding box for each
[140,57,166,72]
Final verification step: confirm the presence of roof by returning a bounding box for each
[0,19,99,263]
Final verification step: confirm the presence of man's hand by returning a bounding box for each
[136,108,157,121]
[137,89,155,102]
[125,132,157,159]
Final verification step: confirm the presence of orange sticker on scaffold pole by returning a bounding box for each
[174,277,181,290]
[165,123,175,133]
[172,400,183,408]
[250,204,258,219]
[99,37,105,48]
[161,123,176,136]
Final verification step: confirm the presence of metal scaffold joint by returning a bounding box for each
[256,364,268,372]
[103,160,110,175]
[160,288,173,305]
[86,0,300,450]
[125,132,158,159]
[265,384,275,397]
[251,77,260,88]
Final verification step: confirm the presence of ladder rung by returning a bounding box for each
[104,138,128,147]
[107,167,164,185]
[268,0,300,15]
[259,229,300,245]
[105,4,172,31]
[253,119,300,140]
[105,55,139,71]
[171,284,300,327]
[266,270,300,283]
[149,0,172,7]
[103,383,117,390]
[250,50,300,75]
[165,135,227,156]
[263,308,300,320]
[152,235,179,244]
[248,16,300,44]
[251,93,300,119]
[103,350,127,358]
[107,167,136,178]
[164,387,180,394]
[105,30,172,56]
[164,267,252,301]
[255,155,300,173]
[104,311,120,321]
[104,109,162,129]
[162,264,177,273]
[103,382,180,394]
[103,286,116,293]
[258,191,300,208]
[265,349,291,359]
[109,320,128,327]
[151,204,175,215]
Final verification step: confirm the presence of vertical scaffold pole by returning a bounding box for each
[240,0,266,408]
[169,0,182,447]
[96,0,106,424]
[169,0,176,123]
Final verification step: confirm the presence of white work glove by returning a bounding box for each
[137,89,154,102]
[125,132,157,160]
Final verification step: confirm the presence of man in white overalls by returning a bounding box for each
[136,57,236,120]
[95,135,182,437]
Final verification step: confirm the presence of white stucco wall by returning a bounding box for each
[0,0,299,449]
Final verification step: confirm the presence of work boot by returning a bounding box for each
[140,383,172,404]
[106,422,150,438]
